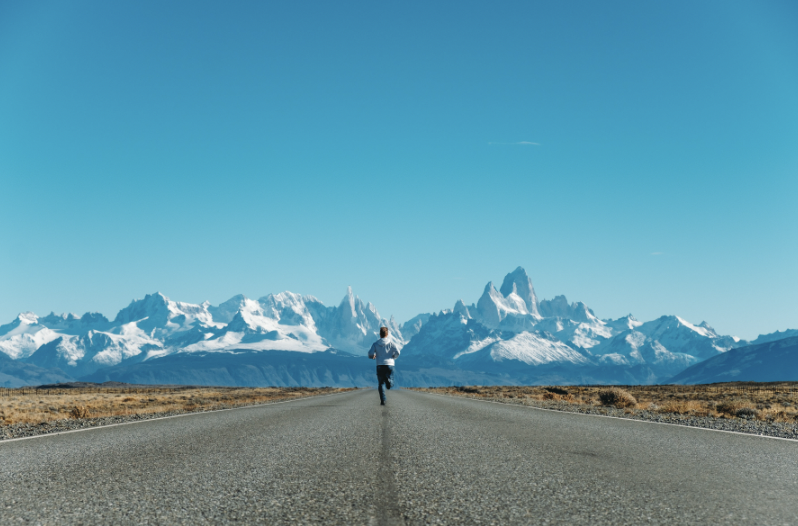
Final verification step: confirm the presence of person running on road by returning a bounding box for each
[367,327,400,405]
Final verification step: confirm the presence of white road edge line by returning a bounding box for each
[422,391,798,443]
[0,389,358,445]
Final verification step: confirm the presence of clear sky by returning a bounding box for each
[1,1,796,340]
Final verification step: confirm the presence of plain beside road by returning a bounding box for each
[1,389,797,525]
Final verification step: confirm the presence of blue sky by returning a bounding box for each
[1,1,796,340]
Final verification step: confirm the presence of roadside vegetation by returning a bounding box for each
[415,383,798,423]
[0,386,355,426]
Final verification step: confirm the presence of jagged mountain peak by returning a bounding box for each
[498,266,540,316]
[81,312,109,324]
[17,312,39,324]
[222,293,248,304]
[538,295,570,318]
[208,294,250,324]
[604,314,643,333]
[226,308,262,332]
[41,312,80,323]
[111,292,216,340]
[646,315,717,338]
[569,302,598,323]
[748,328,798,346]
[340,286,360,316]
[0,312,40,339]
[37,311,110,331]
[114,292,171,324]
[261,291,311,312]
[453,299,471,319]
[476,278,538,329]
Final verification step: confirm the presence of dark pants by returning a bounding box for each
[376,365,394,403]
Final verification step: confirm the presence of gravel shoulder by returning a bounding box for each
[423,390,798,440]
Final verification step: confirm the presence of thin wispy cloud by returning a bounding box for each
[488,141,541,146]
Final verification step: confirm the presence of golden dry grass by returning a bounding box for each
[0,386,355,426]
[598,388,637,408]
[413,383,798,422]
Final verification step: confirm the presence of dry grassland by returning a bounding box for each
[0,386,355,426]
[415,383,798,422]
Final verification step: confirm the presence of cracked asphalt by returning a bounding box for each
[2,389,797,525]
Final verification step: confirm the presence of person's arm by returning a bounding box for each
[392,343,400,359]
[367,342,376,359]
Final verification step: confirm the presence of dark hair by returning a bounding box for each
[380,327,389,338]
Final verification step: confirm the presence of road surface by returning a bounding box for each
[2,389,797,525]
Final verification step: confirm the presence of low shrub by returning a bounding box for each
[659,401,688,414]
[542,392,573,402]
[598,388,637,408]
[715,401,744,415]
[735,407,759,419]
[70,406,91,419]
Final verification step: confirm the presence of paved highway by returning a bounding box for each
[2,389,797,525]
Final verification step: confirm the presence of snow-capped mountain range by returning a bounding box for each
[1,287,401,378]
[0,267,792,387]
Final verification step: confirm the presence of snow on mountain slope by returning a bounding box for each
[486,332,590,366]
[589,330,699,378]
[207,294,248,324]
[401,267,752,383]
[175,292,328,355]
[28,326,161,376]
[401,309,593,373]
[499,266,540,317]
[0,313,61,359]
[312,287,403,355]
[633,316,737,360]
[538,296,597,322]
[604,314,643,333]
[476,282,537,330]
[533,316,613,350]
[259,292,322,327]
[582,315,737,379]
[114,292,218,340]
[37,312,111,333]
[7,287,403,379]
[401,311,497,362]
[400,313,432,340]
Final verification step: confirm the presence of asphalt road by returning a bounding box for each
[2,389,797,525]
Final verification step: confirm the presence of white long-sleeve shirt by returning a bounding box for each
[367,337,400,366]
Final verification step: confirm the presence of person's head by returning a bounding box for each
[380,327,389,338]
